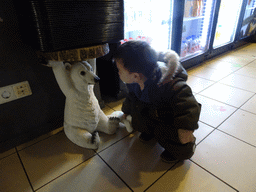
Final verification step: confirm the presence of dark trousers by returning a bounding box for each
[157,138,196,160]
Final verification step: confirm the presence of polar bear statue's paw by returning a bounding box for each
[108,111,124,119]
[106,117,120,134]
[108,111,133,133]
[90,131,100,149]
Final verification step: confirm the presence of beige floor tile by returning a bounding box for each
[199,83,254,107]
[17,127,64,151]
[195,95,237,128]
[102,105,116,115]
[244,43,256,49]
[234,66,256,79]
[241,94,256,114]
[220,73,256,92]
[194,122,214,145]
[247,59,256,68]
[218,109,256,146]
[232,44,256,58]
[36,155,132,192]
[238,43,256,49]
[187,64,208,76]
[187,76,215,94]
[98,132,175,192]
[147,161,236,192]
[96,123,131,153]
[204,59,244,72]
[0,148,16,160]
[188,66,232,81]
[18,132,95,190]
[229,49,256,59]
[216,54,255,65]
[191,130,256,192]
[0,153,32,192]
[105,98,125,111]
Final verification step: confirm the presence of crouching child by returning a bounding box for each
[113,40,201,163]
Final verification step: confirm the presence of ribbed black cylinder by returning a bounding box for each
[27,0,124,52]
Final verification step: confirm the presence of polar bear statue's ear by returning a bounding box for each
[64,62,72,70]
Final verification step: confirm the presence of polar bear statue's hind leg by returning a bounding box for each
[64,122,100,149]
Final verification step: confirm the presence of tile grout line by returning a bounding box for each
[198,89,242,108]
[189,160,240,192]
[191,57,256,96]
[0,151,17,161]
[195,106,240,148]
[16,128,64,153]
[15,147,35,192]
[33,154,98,191]
[96,131,135,154]
[194,129,217,146]
[216,129,256,149]
[217,81,256,94]
[213,91,256,149]
[196,93,249,109]
[96,152,134,192]
[143,161,180,192]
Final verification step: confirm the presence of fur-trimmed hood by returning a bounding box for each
[156,50,188,85]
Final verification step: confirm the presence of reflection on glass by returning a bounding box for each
[240,0,256,38]
[181,0,215,59]
[213,0,243,48]
[123,0,173,51]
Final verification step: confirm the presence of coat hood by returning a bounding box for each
[156,50,188,85]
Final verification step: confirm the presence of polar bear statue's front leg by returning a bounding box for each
[64,122,100,149]
[96,109,120,135]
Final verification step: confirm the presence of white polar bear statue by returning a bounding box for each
[48,59,132,149]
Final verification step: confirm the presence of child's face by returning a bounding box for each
[115,60,136,84]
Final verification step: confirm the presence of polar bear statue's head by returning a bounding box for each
[68,61,100,92]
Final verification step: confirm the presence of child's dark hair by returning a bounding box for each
[113,40,158,79]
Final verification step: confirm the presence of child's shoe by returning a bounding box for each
[160,150,179,164]
[139,132,155,142]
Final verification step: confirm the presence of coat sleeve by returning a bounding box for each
[171,81,201,131]
[121,95,132,115]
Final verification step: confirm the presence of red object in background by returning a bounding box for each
[120,36,152,45]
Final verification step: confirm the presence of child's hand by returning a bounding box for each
[122,114,133,133]
[178,129,195,144]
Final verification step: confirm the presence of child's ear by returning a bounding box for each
[133,73,141,82]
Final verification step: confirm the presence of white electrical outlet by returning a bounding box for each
[0,81,32,104]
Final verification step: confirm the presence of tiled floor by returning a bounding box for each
[1,43,256,192]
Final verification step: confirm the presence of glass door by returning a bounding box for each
[239,0,256,39]
[180,0,216,59]
[213,0,243,48]
[123,0,173,51]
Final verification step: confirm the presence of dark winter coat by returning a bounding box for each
[121,51,201,150]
